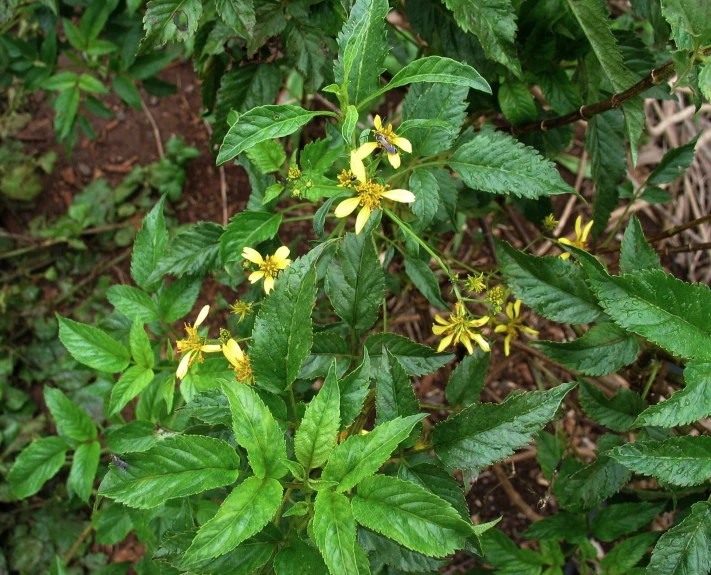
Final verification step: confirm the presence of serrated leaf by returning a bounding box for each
[433,383,576,471]
[482,529,546,575]
[245,139,286,174]
[313,490,359,575]
[339,350,371,427]
[364,333,454,376]
[601,532,661,573]
[326,232,384,331]
[215,0,255,38]
[68,441,100,503]
[158,275,202,323]
[129,320,154,370]
[54,86,80,142]
[404,256,448,310]
[660,0,711,52]
[577,380,643,431]
[352,475,474,557]
[217,105,324,165]
[152,222,223,279]
[610,436,711,486]
[359,528,447,572]
[375,349,419,428]
[532,323,639,377]
[106,285,159,322]
[141,0,202,52]
[647,131,701,185]
[342,105,358,145]
[131,195,168,291]
[646,501,711,575]
[448,132,576,199]
[44,386,96,441]
[636,361,711,428]
[497,241,602,324]
[274,538,329,575]
[98,435,240,508]
[182,476,282,566]
[222,382,287,479]
[498,80,536,125]
[8,437,68,499]
[106,421,157,454]
[409,168,440,229]
[109,366,155,417]
[590,501,665,541]
[295,363,340,470]
[219,211,283,264]
[524,511,588,541]
[57,315,130,373]
[288,25,328,92]
[322,414,427,491]
[299,333,350,380]
[620,215,661,274]
[446,349,490,407]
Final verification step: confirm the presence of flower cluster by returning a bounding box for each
[242,246,291,294]
[432,302,490,354]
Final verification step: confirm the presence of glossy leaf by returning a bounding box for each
[219,211,283,264]
[109,366,155,417]
[8,437,69,499]
[44,386,96,441]
[313,490,359,575]
[106,285,159,322]
[57,315,130,373]
[578,380,643,431]
[68,440,101,503]
[446,349,490,407]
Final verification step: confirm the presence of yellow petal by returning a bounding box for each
[381,189,415,203]
[504,334,511,356]
[460,333,474,355]
[242,247,264,265]
[355,205,372,234]
[434,315,449,325]
[432,324,449,335]
[582,220,594,242]
[494,324,508,333]
[176,351,193,380]
[514,299,522,317]
[248,270,265,283]
[437,333,454,351]
[559,252,571,260]
[374,115,382,130]
[335,196,361,218]
[469,315,490,328]
[472,333,490,352]
[575,215,582,238]
[276,258,291,270]
[521,326,539,335]
[558,238,573,246]
[194,304,210,328]
[223,339,244,365]
[200,344,222,353]
[387,151,401,169]
[392,136,412,153]
[264,275,275,294]
[273,245,290,264]
[355,141,379,160]
[350,150,367,183]
[506,302,515,320]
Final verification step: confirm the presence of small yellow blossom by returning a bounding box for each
[242,246,292,294]
[222,338,255,385]
[287,166,301,179]
[337,169,357,188]
[494,300,539,356]
[542,213,559,231]
[334,151,415,234]
[559,215,594,260]
[176,305,222,379]
[465,272,486,294]
[354,115,412,169]
[488,286,506,314]
[432,301,490,354]
[229,300,253,323]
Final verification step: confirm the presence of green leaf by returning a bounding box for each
[531,323,639,377]
[129,320,154,370]
[78,73,108,94]
[660,0,711,51]
[647,131,701,185]
[498,80,537,125]
[275,538,329,575]
[636,361,711,428]
[409,168,440,229]
[57,315,130,373]
[322,414,427,491]
[43,386,96,441]
[359,528,448,572]
[590,501,665,542]
[182,476,282,566]
[482,529,546,575]
[295,363,340,470]
[646,501,711,575]
[141,0,203,52]
[287,25,328,92]
[601,531,660,574]
[62,18,86,50]
[433,383,576,471]
[334,0,389,109]
[106,285,159,322]
[364,333,454,377]
[496,241,602,324]
[106,421,157,454]
[113,76,142,109]
[524,511,587,541]
[54,87,80,141]
[50,556,68,575]
[448,132,576,199]
[700,62,711,102]
[8,437,68,499]
[442,0,521,77]
[620,215,661,274]
[215,0,255,38]
[43,72,79,91]
[299,333,350,381]
[250,254,318,393]
[446,349,490,407]
[153,222,223,279]
[609,436,711,486]
[245,139,286,174]
[339,350,371,428]
[342,105,358,145]
[313,490,359,575]
[222,382,287,479]
[404,257,448,310]
[98,435,240,508]
[131,195,168,291]
[109,366,155,417]
[375,349,419,425]
[217,105,324,165]
[80,0,119,41]
[577,380,643,431]
[219,211,283,264]
[326,232,384,331]
[158,275,202,323]
[68,440,101,503]
[353,475,474,557]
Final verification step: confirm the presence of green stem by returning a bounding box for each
[288,386,299,427]
[641,361,661,401]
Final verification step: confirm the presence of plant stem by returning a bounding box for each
[641,361,661,401]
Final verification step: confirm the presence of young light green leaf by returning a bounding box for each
[131,195,168,292]
[375,349,419,425]
[620,215,661,274]
[54,86,80,141]
[295,363,340,470]
[8,437,69,499]
[68,440,101,503]
[50,555,68,575]
[364,333,454,376]
[98,435,240,508]
[433,383,576,471]
[578,380,643,431]
[219,211,283,264]
[342,105,358,145]
[106,285,159,322]
[339,349,371,428]
[636,361,711,428]
[222,382,287,479]
[609,436,711,486]
[182,476,282,566]
[325,232,384,331]
[646,501,711,575]
[215,0,255,38]
[590,501,665,542]
[245,139,286,174]
[109,366,155,417]
[313,490,359,575]
[448,132,576,199]
[57,315,130,373]
[141,0,203,52]
[497,241,602,324]
[404,257,448,311]
[322,414,427,491]
[531,323,639,377]
[446,349,490,407]
[352,475,474,557]
[43,386,97,441]
[129,320,154,370]
[217,105,325,165]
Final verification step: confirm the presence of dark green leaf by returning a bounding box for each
[364,333,454,377]
[141,0,203,52]
[578,380,643,431]
[590,501,665,541]
[498,79,537,125]
[153,222,223,279]
[600,531,660,574]
[68,441,101,503]
[215,0,255,38]
[54,86,80,141]
[446,349,490,407]
[620,215,661,274]
[8,437,69,499]
[409,168,440,229]
[109,366,155,417]
[106,421,157,454]
[339,349,371,427]
[131,195,168,292]
[375,349,419,428]
[219,211,283,264]
[647,131,701,185]
[113,76,142,109]
[44,386,96,441]
[404,256,448,310]
[274,538,329,575]
[57,315,130,373]
[158,275,202,323]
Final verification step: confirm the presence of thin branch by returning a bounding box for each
[492,463,543,523]
[598,213,711,253]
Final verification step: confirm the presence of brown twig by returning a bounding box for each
[493,463,543,522]
[598,213,711,253]
[141,95,164,158]
[657,241,711,256]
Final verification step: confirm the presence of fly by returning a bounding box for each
[111,454,129,471]
[375,131,397,155]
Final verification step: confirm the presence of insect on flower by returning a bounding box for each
[375,131,398,155]
[354,115,413,169]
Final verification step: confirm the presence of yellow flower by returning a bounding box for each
[432,301,490,354]
[559,215,594,260]
[487,286,506,314]
[337,169,357,188]
[242,246,292,294]
[465,272,486,294]
[287,166,301,179]
[229,300,253,323]
[494,300,539,356]
[355,115,412,169]
[176,305,222,380]
[334,151,415,234]
[542,213,559,231]
[222,338,255,385]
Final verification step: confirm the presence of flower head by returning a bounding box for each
[354,115,412,169]
[337,169,357,188]
[222,339,255,385]
[176,305,222,379]
[242,246,291,294]
[559,215,594,260]
[465,272,486,294]
[432,301,490,354]
[542,213,559,231]
[287,166,301,180]
[487,286,506,314]
[229,300,253,323]
[494,300,538,356]
[334,152,415,234]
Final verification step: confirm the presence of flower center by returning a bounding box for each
[234,356,255,385]
[259,255,280,278]
[355,181,385,211]
[177,324,204,352]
